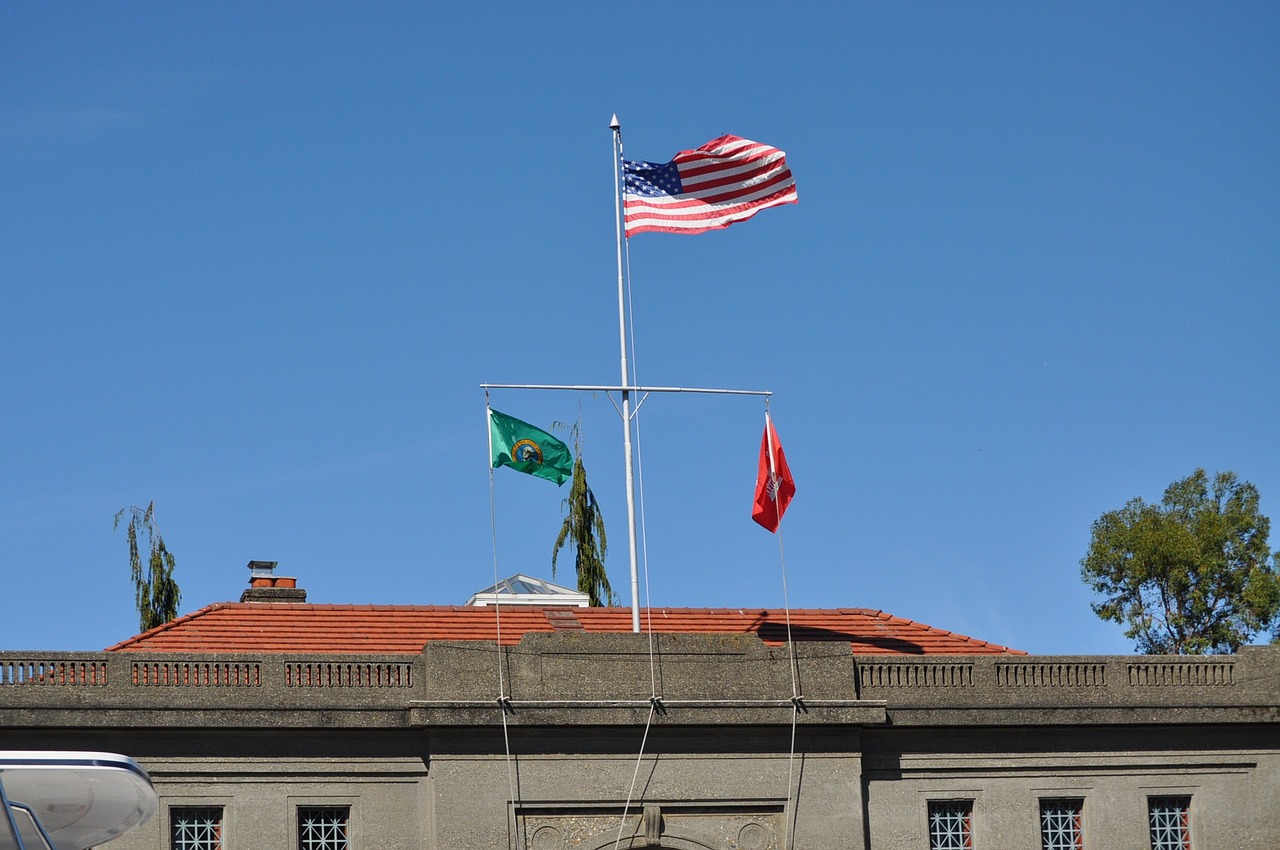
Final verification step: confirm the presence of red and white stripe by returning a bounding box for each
[625,135,798,235]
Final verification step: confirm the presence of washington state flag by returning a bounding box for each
[489,408,573,485]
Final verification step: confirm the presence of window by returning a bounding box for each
[171,807,223,850]
[927,800,973,849]
[1149,797,1191,850]
[299,807,350,850]
[1040,799,1083,850]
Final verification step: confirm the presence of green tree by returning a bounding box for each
[114,501,181,632]
[1081,469,1280,654]
[552,423,615,607]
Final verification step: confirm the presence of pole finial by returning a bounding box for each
[610,114,620,131]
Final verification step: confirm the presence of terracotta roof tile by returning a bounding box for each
[105,603,1025,656]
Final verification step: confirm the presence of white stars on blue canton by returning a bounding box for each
[623,159,683,197]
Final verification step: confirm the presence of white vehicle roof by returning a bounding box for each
[0,752,156,850]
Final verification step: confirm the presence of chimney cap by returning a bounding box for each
[240,560,305,603]
[247,560,278,577]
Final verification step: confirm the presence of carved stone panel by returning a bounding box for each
[518,807,781,850]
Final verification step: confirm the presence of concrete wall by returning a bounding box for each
[861,725,1280,850]
[114,757,429,850]
[0,638,1276,849]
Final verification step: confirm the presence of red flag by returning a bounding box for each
[752,415,795,532]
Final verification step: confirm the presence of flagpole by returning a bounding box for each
[611,114,642,633]
[765,407,777,483]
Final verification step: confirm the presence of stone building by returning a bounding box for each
[0,563,1276,849]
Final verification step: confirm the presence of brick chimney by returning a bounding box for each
[239,560,307,603]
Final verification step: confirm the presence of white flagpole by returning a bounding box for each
[765,409,777,481]
[611,114,642,633]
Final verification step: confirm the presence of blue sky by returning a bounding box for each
[3,3,1277,655]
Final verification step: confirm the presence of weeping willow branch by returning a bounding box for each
[552,421,615,607]
[113,501,181,632]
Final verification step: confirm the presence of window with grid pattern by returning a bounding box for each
[1149,797,1192,850]
[171,807,223,850]
[1040,799,1084,850]
[927,800,973,849]
[298,807,350,850]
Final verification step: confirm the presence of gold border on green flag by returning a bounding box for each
[489,408,573,485]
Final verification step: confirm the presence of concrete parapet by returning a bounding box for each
[0,641,1275,730]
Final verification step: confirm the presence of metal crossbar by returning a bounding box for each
[299,807,349,850]
[171,807,223,850]
[1148,798,1191,850]
[1039,800,1084,850]
[928,801,973,850]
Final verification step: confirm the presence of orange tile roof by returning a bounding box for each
[105,603,1025,656]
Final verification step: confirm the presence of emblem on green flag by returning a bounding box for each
[489,408,573,485]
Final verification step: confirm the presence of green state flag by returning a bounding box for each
[489,408,573,485]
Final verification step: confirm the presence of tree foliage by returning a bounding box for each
[552,423,615,607]
[1081,469,1280,654]
[114,501,181,632]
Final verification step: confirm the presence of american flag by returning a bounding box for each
[622,134,798,235]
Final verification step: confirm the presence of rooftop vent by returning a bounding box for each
[239,560,307,603]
